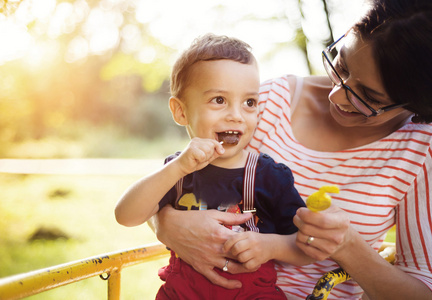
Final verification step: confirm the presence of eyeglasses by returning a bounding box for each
[322,35,406,117]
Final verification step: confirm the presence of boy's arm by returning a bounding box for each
[266,233,315,265]
[224,232,315,271]
[115,158,187,227]
[115,137,225,227]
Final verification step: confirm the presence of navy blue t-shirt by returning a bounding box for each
[158,152,305,235]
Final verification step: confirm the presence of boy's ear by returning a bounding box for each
[169,96,188,126]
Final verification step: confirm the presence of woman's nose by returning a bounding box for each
[328,84,349,106]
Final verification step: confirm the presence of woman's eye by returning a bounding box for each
[334,58,349,76]
[211,97,225,104]
[245,98,257,108]
[362,91,381,106]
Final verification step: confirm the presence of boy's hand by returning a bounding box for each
[223,231,271,271]
[176,137,225,175]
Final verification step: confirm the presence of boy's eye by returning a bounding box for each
[211,96,225,104]
[245,98,257,107]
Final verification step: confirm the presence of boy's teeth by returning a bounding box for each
[218,131,240,145]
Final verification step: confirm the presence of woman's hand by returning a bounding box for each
[294,204,432,299]
[293,204,352,261]
[151,205,254,289]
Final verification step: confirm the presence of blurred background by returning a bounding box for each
[0,0,367,298]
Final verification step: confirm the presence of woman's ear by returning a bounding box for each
[169,96,188,126]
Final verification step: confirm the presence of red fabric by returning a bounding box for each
[156,252,286,300]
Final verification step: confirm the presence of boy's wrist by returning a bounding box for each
[167,157,190,179]
[259,233,282,261]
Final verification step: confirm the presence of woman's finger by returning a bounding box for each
[296,205,350,230]
[196,265,242,289]
[223,260,256,274]
[211,210,253,227]
[296,239,331,261]
[223,234,242,254]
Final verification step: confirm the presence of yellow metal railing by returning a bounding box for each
[0,242,170,300]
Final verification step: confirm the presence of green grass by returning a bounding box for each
[385,225,396,243]
[0,173,168,299]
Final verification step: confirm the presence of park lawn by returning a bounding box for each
[0,173,167,299]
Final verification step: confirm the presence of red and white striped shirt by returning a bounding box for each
[246,75,432,299]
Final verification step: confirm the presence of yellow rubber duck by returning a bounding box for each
[306,185,340,212]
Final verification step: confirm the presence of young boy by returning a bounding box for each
[115,34,311,299]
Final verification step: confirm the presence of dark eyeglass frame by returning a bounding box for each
[322,35,407,117]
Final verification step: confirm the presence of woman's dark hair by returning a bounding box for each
[353,0,432,123]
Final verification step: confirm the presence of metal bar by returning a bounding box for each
[107,268,121,300]
[0,242,169,300]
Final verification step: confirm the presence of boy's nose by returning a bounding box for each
[226,106,244,122]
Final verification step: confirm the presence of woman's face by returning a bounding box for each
[327,32,412,128]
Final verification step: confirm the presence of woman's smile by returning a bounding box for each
[336,103,356,113]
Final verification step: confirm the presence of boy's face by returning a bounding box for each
[178,59,260,165]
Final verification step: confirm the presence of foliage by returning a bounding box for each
[0,0,21,16]
[0,0,177,153]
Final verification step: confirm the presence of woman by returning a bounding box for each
[151,0,432,299]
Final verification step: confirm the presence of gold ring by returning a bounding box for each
[306,236,315,245]
[223,260,229,272]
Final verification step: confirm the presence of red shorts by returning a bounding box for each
[156,252,286,300]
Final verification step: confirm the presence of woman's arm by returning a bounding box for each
[149,205,254,289]
[294,206,432,300]
[334,230,432,300]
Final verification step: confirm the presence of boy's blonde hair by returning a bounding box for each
[170,33,255,98]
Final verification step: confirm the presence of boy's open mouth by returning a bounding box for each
[217,131,241,145]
